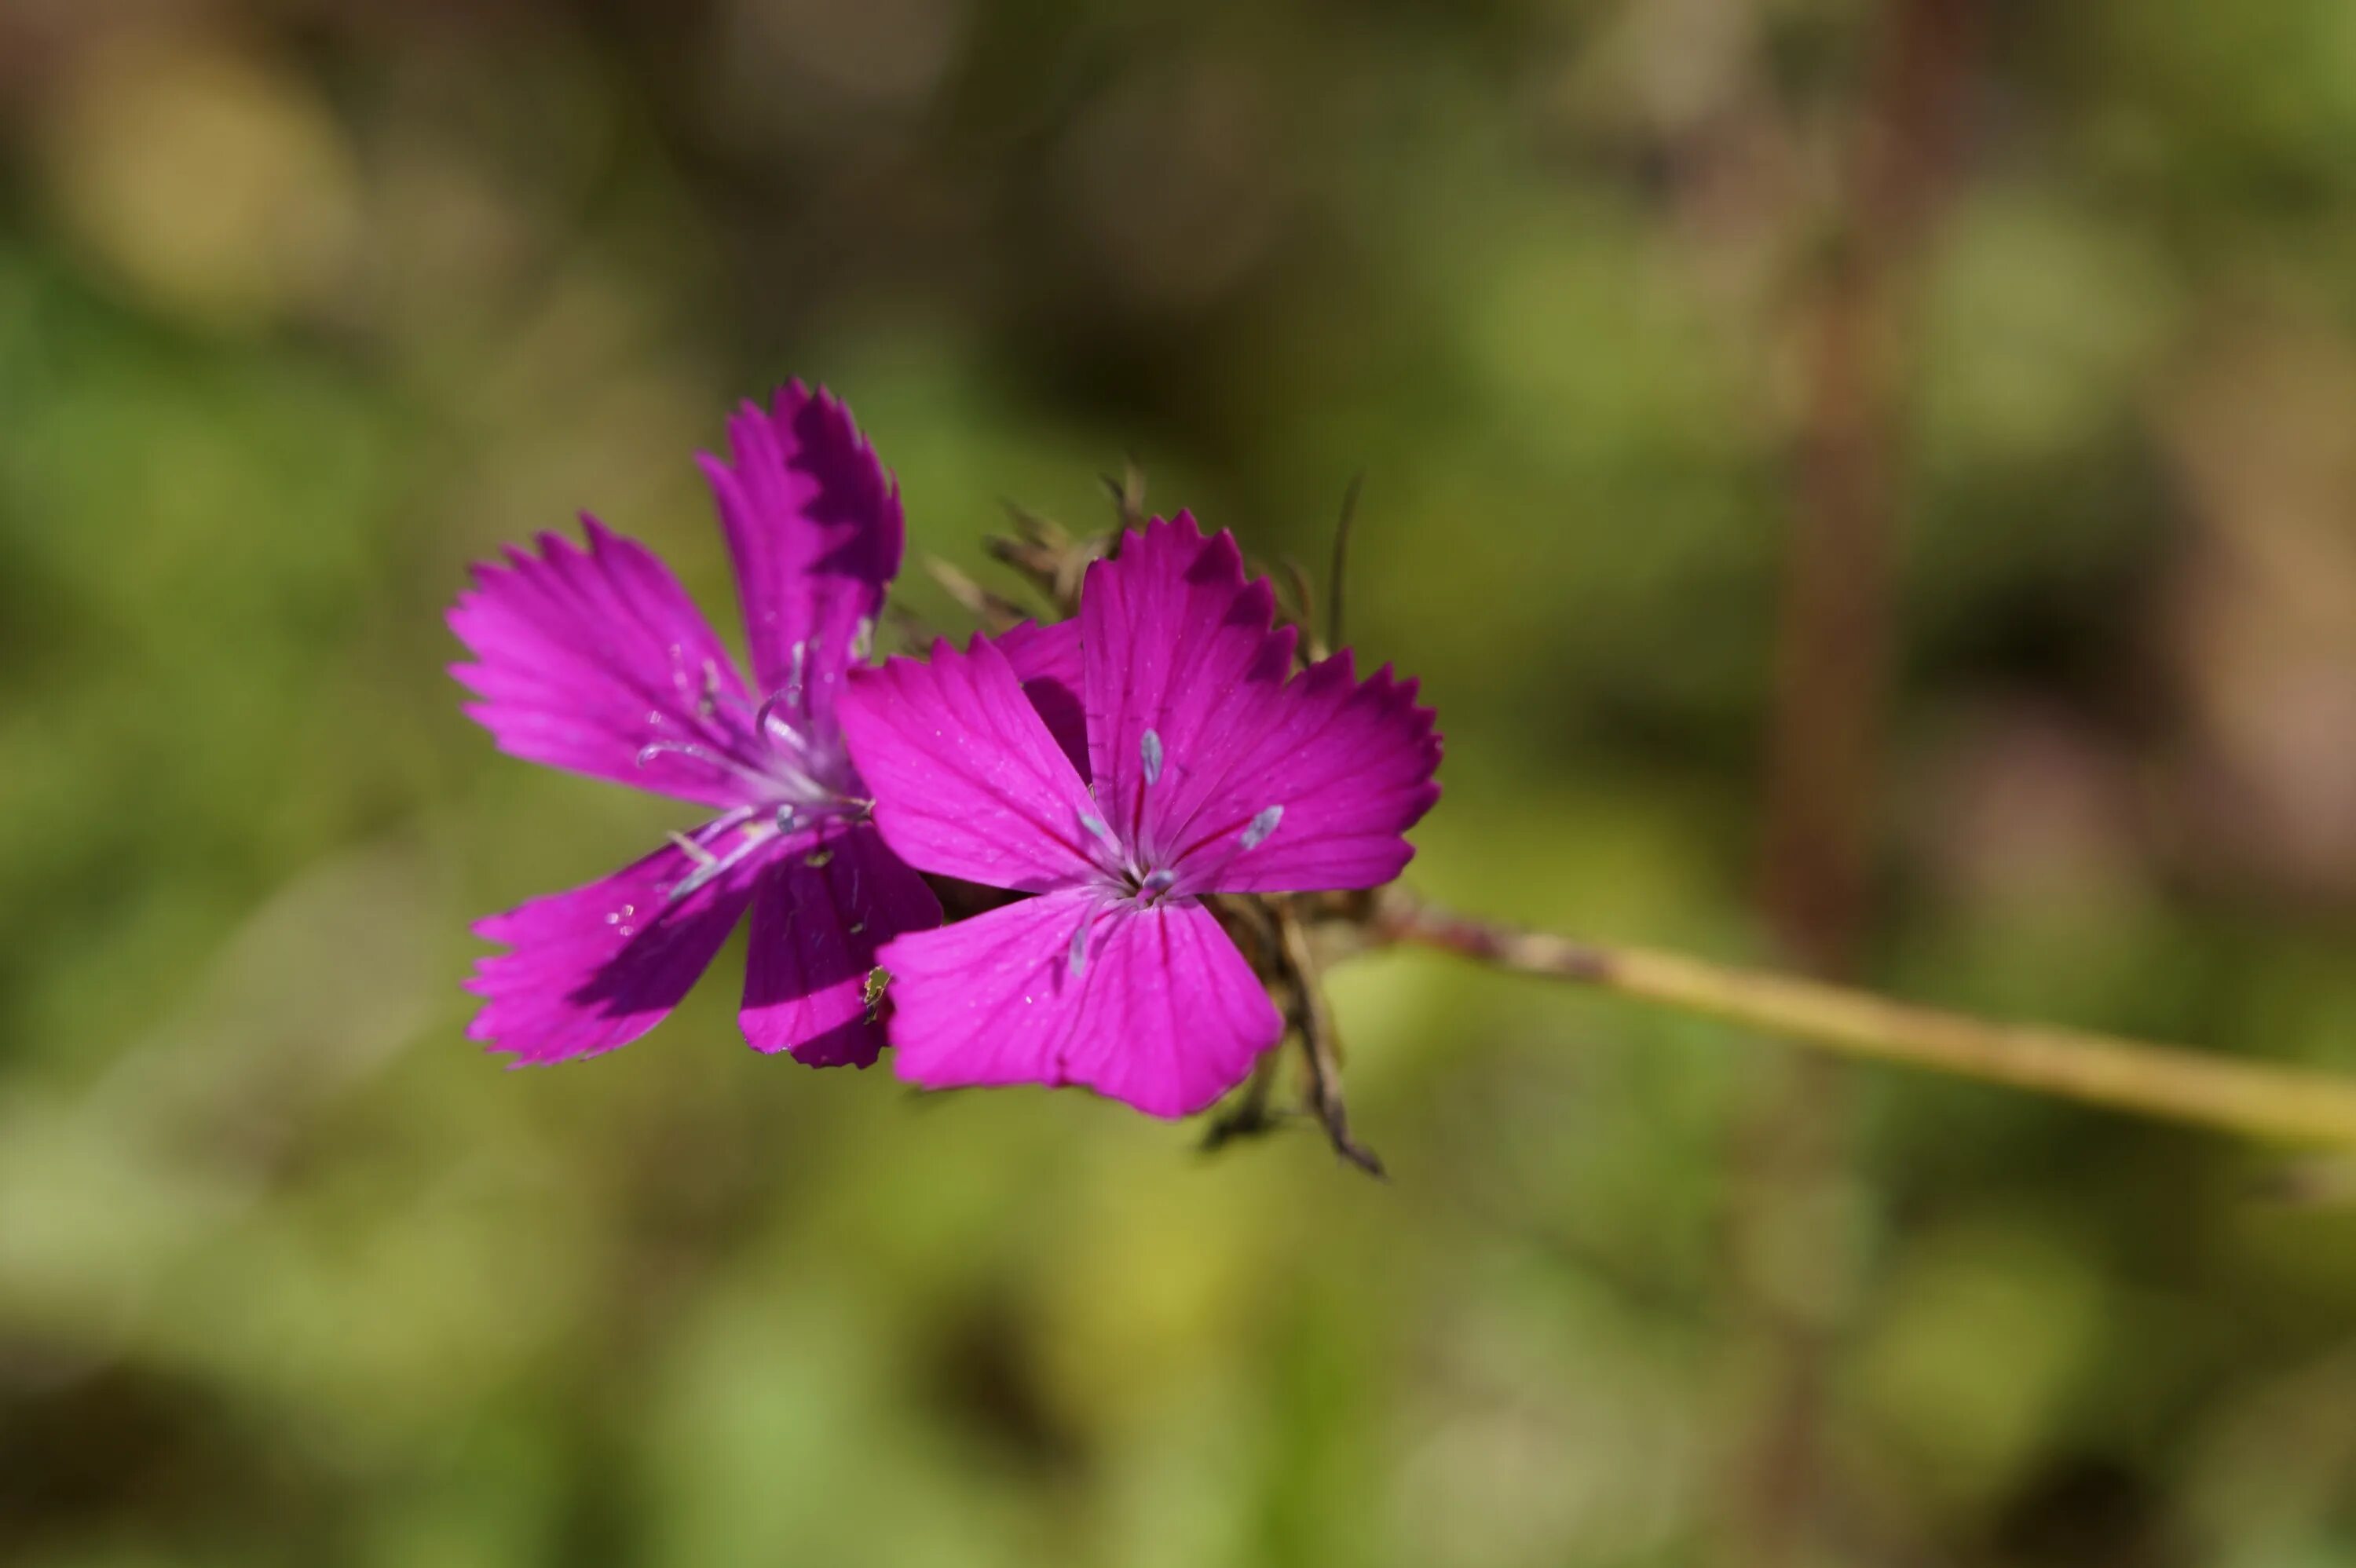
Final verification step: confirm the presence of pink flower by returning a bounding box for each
[450,384,939,1066]
[838,514,1442,1117]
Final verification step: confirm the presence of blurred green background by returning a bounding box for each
[6,2,2356,1564]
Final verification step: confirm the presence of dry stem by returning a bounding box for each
[1370,889,2356,1149]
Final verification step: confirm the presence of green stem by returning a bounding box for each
[1376,890,2356,1149]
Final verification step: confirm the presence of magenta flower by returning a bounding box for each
[449,384,939,1066]
[837,514,1442,1117]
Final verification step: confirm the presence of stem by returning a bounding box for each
[1374,890,2356,1150]
[1275,898,1384,1175]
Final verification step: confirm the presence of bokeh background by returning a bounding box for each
[6,2,2356,1564]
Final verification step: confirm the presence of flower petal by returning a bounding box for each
[881,891,1282,1117]
[1077,514,1296,861]
[992,617,1088,777]
[740,821,942,1066]
[1169,650,1443,894]
[699,382,900,721]
[1074,514,1441,894]
[839,636,1103,894]
[449,520,759,808]
[465,837,762,1065]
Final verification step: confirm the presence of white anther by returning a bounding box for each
[1240,805,1283,850]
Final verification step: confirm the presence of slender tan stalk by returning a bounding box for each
[1374,890,2356,1149]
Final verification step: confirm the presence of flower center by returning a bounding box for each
[748,694,857,818]
[634,644,866,819]
[633,645,879,907]
[1074,728,1288,908]
[1121,865,1183,907]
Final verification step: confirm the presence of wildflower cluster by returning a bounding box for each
[451,383,1440,1165]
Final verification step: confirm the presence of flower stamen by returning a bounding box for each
[668,824,770,902]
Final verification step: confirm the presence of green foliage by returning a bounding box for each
[3,3,2356,1565]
